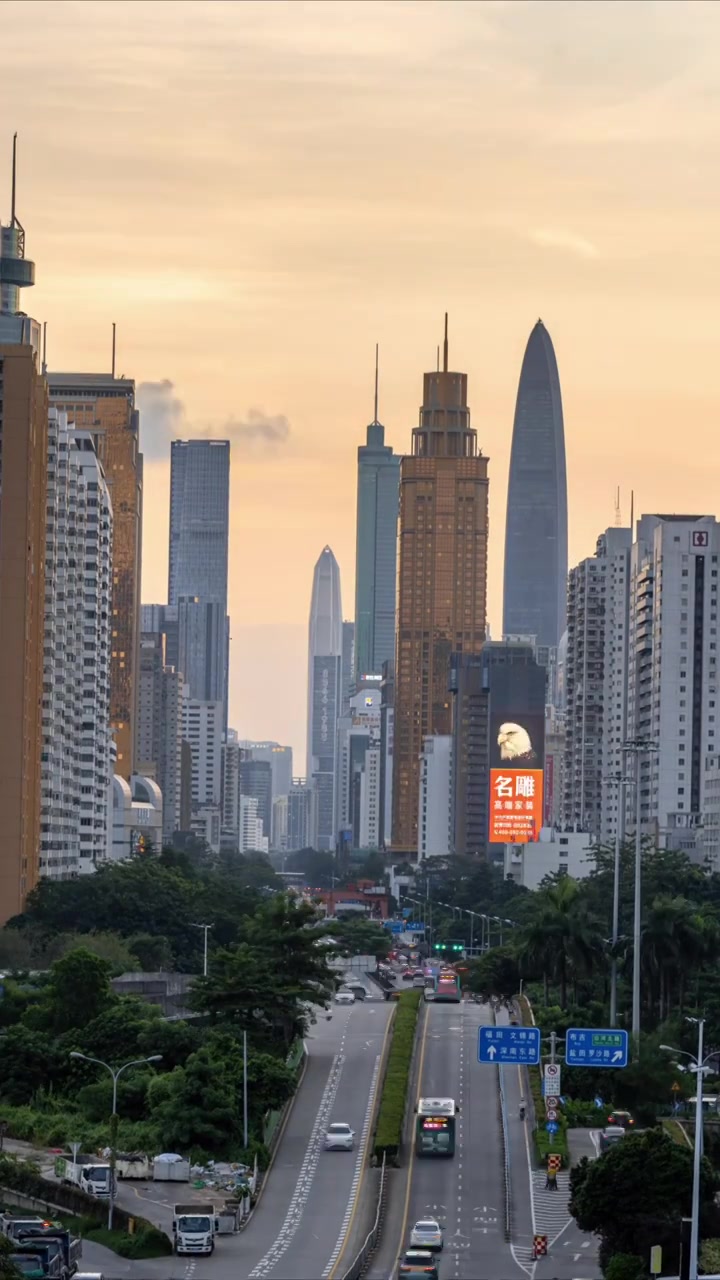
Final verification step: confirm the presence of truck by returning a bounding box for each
[1,1216,46,1241]
[16,1225,82,1278]
[54,1156,112,1198]
[172,1202,219,1255]
[113,1152,152,1179]
[10,1249,64,1280]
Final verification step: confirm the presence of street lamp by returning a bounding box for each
[660,1019,713,1280]
[623,738,658,1050]
[603,772,632,1027]
[192,922,213,977]
[69,1052,162,1230]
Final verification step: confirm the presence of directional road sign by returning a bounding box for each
[384,920,404,933]
[565,1027,629,1069]
[406,921,425,932]
[477,1025,541,1066]
[545,1120,559,1134]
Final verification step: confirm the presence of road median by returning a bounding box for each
[373,989,422,1167]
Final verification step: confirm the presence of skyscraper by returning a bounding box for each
[48,370,143,780]
[0,138,47,919]
[307,546,343,851]
[354,351,400,683]
[503,320,568,649]
[168,439,230,715]
[392,319,489,851]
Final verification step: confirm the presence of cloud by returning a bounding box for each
[138,381,290,460]
[137,379,185,460]
[529,227,599,259]
[223,409,290,448]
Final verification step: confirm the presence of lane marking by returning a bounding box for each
[248,1033,348,1277]
[323,1050,383,1277]
[393,1002,430,1257]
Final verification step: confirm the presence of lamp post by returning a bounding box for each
[603,772,632,1027]
[70,1052,162,1230]
[660,1019,711,1280]
[623,738,658,1051]
[192,922,213,977]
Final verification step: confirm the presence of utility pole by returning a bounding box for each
[623,738,658,1054]
[243,1030,249,1150]
[549,1031,558,1066]
[192,922,213,977]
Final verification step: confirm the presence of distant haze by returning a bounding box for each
[7,0,720,764]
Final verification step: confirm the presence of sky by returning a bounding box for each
[4,0,720,773]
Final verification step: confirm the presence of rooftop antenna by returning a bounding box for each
[443,312,449,373]
[614,486,621,527]
[11,132,25,239]
[373,343,379,423]
[42,321,47,375]
[111,323,116,379]
[436,345,440,373]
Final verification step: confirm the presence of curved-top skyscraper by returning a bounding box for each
[502,319,568,650]
[307,546,343,851]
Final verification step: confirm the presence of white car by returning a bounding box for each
[325,1122,355,1151]
[335,988,356,1005]
[409,1219,443,1251]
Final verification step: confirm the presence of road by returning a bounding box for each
[3,998,392,1280]
[371,997,531,1280]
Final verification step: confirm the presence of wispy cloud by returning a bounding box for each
[529,227,600,259]
[138,380,291,461]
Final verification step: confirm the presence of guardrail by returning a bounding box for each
[340,1153,388,1280]
[497,1063,512,1242]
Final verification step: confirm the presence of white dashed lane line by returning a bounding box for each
[321,1051,382,1277]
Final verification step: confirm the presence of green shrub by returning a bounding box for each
[604,1254,647,1280]
[373,991,421,1164]
[700,1238,720,1275]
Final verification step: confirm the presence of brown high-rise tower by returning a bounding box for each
[0,136,47,920]
[392,318,489,851]
[49,372,143,779]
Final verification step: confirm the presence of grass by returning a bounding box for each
[373,989,422,1165]
[661,1118,693,1148]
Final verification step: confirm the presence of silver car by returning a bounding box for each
[409,1218,443,1251]
[599,1125,626,1153]
[335,989,355,1005]
[325,1122,355,1151]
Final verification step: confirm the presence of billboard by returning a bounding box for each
[488,711,544,844]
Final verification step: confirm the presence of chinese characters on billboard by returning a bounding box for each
[488,712,545,844]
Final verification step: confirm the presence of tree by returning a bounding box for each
[147,1048,241,1154]
[27,948,117,1034]
[570,1127,717,1273]
[0,1026,63,1104]
[324,918,391,959]
[285,849,338,888]
[468,947,520,1002]
[518,876,604,1008]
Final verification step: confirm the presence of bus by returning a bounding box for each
[415,1097,458,1156]
[433,971,461,1003]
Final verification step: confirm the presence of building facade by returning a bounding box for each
[392,325,489,850]
[182,698,223,818]
[354,400,400,684]
[0,177,47,919]
[307,546,343,850]
[418,735,454,861]
[342,619,356,714]
[239,757,272,845]
[109,774,163,862]
[135,632,187,841]
[287,778,316,852]
[48,373,142,780]
[168,439,230,720]
[503,320,568,649]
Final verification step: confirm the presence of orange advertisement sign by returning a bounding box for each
[489,768,544,843]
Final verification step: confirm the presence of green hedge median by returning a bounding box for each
[518,995,569,1168]
[373,989,422,1165]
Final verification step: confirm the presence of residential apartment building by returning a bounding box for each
[182,698,223,820]
[418,735,453,861]
[135,632,187,841]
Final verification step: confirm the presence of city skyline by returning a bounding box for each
[5,1,720,768]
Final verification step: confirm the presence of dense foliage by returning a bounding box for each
[373,990,422,1164]
[0,853,342,1162]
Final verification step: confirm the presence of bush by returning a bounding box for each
[373,991,422,1164]
[605,1254,646,1280]
[701,1238,720,1275]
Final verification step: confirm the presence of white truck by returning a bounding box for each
[54,1156,112,1198]
[172,1203,218,1256]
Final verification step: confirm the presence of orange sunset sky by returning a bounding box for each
[3,0,720,772]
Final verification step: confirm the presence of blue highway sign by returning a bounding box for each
[478,1025,541,1066]
[565,1027,629,1069]
[406,921,425,932]
[384,921,404,933]
[545,1121,559,1134]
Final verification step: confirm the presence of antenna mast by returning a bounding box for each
[614,486,621,527]
[373,343,379,423]
[443,312,449,373]
[111,323,116,378]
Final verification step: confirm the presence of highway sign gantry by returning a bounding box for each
[477,1025,541,1065]
[565,1027,629,1068]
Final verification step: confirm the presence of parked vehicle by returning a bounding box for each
[16,1225,82,1278]
[1,1217,46,1242]
[10,1249,64,1279]
[172,1203,219,1255]
[54,1156,112,1198]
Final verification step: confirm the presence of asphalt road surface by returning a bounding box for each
[372,997,531,1280]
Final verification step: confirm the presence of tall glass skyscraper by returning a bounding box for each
[168,439,230,713]
[502,320,568,649]
[354,383,400,683]
[307,546,343,851]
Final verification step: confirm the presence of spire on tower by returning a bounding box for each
[373,343,379,424]
[443,312,449,373]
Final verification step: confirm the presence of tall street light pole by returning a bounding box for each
[70,1052,162,1230]
[661,1019,710,1280]
[604,772,631,1027]
[623,738,658,1052]
[192,922,213,977]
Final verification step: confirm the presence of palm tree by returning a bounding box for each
[517,876,605,1009]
